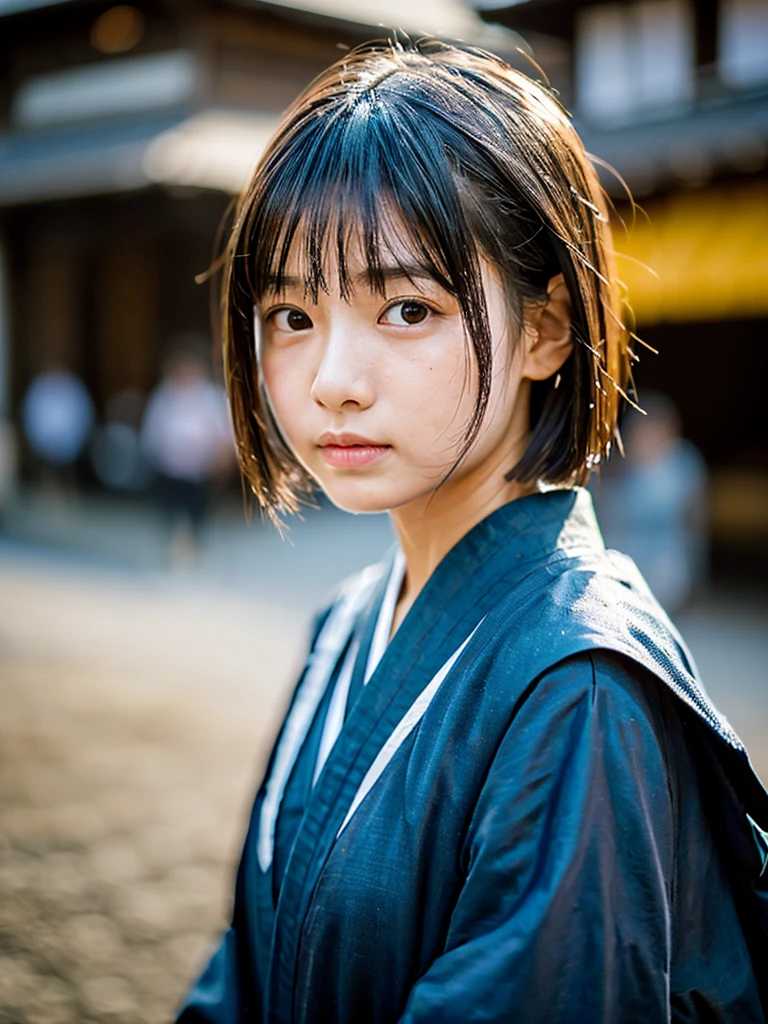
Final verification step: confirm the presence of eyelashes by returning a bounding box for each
[378,299,434,326]
[264,298,441,334]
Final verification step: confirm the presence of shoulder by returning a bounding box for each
[499,563,768,838]
[496,544,703,690]
[677,439,707,472]
[487,542,679,671]
[143,385,169,415]
[474,551,735,748]
[525,648,675,749]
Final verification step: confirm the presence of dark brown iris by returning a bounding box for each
[400,301,428,324]
[287,309,312,330]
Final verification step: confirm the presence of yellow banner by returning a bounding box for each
[613,182,768,324]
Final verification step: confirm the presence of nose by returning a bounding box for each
[310,321,375,412]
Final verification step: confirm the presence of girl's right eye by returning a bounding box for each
[270,307,313,332]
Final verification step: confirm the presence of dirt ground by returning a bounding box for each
[1,547,766,1024]
[0,560,305,1024]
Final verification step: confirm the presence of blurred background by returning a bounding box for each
[0,1,766,1021]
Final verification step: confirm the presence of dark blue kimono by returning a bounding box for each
[178,489,768,1023]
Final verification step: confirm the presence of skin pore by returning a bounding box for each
[257,245,573,637]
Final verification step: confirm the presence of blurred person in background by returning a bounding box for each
[177,40,768,1024]
[141,343,234,563]
[21,361,94,493]
[594,392,708,615]
[91,388,152,494]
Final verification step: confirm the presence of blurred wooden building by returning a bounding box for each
[0,0,530,468]
[475,0,768,578]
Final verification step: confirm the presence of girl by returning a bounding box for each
[178,39,768,1023]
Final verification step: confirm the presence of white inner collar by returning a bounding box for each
[364,548,406,685]
[312,549,406,790]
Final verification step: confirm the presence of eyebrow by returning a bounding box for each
[357,264,438,288]
[263,264,439,294]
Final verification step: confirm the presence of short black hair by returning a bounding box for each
[221,38,631,519]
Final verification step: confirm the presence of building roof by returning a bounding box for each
[471,0,575,40]
[253,0,481,36]
[579,87,768,195]
[0,0,77,13]
[0,0,483,36]
[0,109,280,204]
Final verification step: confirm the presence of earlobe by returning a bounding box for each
[522,273,573,382]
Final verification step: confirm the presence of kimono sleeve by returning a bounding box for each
[176,928,249,1024]
[399,650,676,1024]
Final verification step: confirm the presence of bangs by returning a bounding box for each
[243,89,487,318]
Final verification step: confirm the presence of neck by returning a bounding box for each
[387,412,537,636]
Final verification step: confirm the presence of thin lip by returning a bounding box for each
[317,432,390,448]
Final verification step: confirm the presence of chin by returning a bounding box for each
[322,490,393,516]
[318,477,417,516]
[320,476,442,516]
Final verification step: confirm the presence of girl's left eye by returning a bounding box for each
[378,301,432,327]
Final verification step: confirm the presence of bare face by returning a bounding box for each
[256,246,532,516]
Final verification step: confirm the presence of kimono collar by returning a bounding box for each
[408,487,603,604]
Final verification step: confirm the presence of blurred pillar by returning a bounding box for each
[25,232,81,372]
[94,235,157,403]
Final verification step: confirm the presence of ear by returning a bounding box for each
[520,273,573,381]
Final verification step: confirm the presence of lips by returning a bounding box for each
[317,432,391,469]
[317,432,383,447]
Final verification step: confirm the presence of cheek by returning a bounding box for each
[401,337,471,412]
[260,351,306,438]
[417,346,476,445]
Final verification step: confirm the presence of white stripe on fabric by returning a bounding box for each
[337,618,485,838]
[313,549,404,788]
[312,636,359,787]
[364,548,406,685]
[256,565,382,872]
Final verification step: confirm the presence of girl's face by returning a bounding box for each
[257,241,532,516]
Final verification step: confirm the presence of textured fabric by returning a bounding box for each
[177,488,768,1024]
